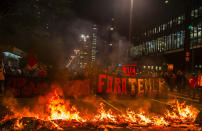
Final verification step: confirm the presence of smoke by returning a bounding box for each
[110,32,129,64]
[22,17,95,68]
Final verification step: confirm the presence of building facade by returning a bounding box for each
[91,25,97,64]
[79,34,90,69]
[130,5,202,72]
[0,45,26,68]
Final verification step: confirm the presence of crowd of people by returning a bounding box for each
[137,69,202,99]
[111,67,202,100]
[0,64,48,95]
[163,70,202,99]
[1,59,202,101]
[3,65,47,78]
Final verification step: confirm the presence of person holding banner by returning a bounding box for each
[176,70,185,93]
[169,72,176,92]
[189,72,198,99]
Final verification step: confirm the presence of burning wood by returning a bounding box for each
[0,88,200,130]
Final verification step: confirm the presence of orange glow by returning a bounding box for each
[0,88,200,130]
[47,88,85,122]
[165,100,199,123]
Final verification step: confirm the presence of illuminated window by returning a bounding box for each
[194,27,197,38]
[191,10,195,18]
[163,24,166,30]
[192,9,199,18]
[170,20,172,27]
[198,24,201,43]
[190,26,193,39]
[178,16,182,24]
[176,32,181,49]
[180,31,184,47]
[195,9,198,18]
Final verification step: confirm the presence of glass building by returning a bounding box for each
[130,6,202,71]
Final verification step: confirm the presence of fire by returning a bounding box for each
[47,88,85,122]
[122,109,168,126]
[165,100,199,123]
[94,103,117,123]
[14,119,24,130]
[0,88,200,130]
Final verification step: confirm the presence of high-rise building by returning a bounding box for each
[104,18,116,66]
[80,34,90,69]
[91,25,97,63]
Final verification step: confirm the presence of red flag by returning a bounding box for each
[27,55,38,69]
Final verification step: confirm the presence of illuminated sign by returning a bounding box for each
[3,52,22,59]
[122,65,136,77]
[168,64,174,71]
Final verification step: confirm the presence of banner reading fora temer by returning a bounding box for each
[98,74,165,96]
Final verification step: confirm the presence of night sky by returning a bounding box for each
[0,0,201,67]
[72,0,200,36]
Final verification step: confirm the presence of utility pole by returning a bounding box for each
[128,0,134,64]
[184,0,192,72]
[129,0,134,45]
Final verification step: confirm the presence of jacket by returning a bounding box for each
[189,76,198,88]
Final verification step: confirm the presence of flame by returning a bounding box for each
[165,100,199,123]
[0,88,200,130]
[47,88,85,122]
[14,119,24,130]
[122,109,168,126]
[94,103,117,123]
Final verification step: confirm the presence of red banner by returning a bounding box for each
[98,74,165,96]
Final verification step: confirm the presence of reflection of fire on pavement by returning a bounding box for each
[0,87,200,130]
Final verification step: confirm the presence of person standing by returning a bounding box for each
[0,61,5,95]
[169,72,176,92]
[197,71,202,103]
[189,72,198,99]
[176,70,185,93]
[198,71,202,87]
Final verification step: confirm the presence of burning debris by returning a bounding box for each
[0,87,200,130]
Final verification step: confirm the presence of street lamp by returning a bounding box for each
[74,49,80,55]
[129,0,134,45]
[81,34,89,42]
[127,0,134,63]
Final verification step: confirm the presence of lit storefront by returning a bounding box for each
[0,45,25,68]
